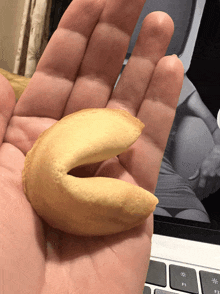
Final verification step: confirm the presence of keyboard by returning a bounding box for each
[143,257,220,294]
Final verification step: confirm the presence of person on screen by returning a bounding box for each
[155,84,220,223]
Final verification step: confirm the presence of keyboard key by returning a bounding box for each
[169,264,199,293]
[155,290,178,294]
[145,260,166,287]
[200,271,220,294]
[143,285,151,294]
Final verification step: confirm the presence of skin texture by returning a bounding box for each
[0,0,184,293]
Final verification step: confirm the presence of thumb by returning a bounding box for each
[188,168,200,180]
[0,73,16,145]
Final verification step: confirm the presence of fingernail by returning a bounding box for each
[172,54,178,57]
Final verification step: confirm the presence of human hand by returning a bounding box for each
[189,145,220,200]
[1,0,184,293]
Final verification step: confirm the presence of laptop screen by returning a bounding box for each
[123,0,220,246]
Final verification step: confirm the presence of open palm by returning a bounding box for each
[0,0,184,293]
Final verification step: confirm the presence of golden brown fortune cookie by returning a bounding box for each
[22,108,158,236]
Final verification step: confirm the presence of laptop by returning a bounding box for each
[116,1,220,293]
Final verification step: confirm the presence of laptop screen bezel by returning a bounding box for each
[154,214,220,246]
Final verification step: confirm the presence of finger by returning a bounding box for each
[62,0,146,116]
[201,178,216,198]
[0,74,16,145]
[119,55,184,193]
[14,0,146,119]
[199,165,214,188]
[198,168,208,188]
[212,178,220,194]
[198,176,207,189]
[14,0,106,119]
[107,11,175,116]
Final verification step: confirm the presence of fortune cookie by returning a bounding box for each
[22,108,158,236]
